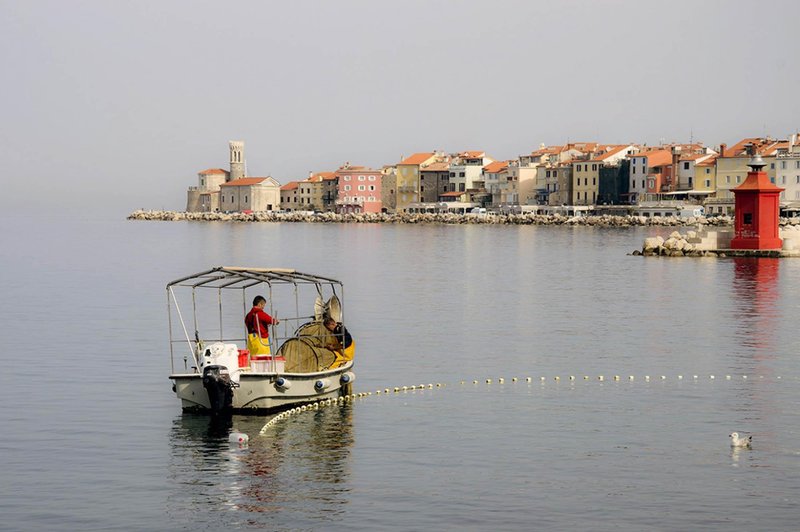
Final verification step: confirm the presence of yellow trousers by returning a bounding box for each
[247,333,272,356]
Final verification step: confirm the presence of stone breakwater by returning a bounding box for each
[127,209,740,227]
[635,224,800,257]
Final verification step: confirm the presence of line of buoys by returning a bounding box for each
[259,373,788,434]
[457,374,785,385]
[259,382,447,434]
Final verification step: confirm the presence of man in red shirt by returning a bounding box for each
[245,296,279,355]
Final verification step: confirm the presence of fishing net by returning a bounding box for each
[277,321,340,372]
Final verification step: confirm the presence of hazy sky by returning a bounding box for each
[1,0,798,213]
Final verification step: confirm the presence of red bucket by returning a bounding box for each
[237,349,250,368]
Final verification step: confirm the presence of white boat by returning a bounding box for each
[167,267,355,414]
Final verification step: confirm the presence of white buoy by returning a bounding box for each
[228,432,250,445]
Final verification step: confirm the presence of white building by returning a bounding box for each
[776,135,800,204]
[448,151,494,192]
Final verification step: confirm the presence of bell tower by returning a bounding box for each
[229,140,245,181]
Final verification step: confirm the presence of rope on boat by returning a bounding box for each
[257,374,788,435]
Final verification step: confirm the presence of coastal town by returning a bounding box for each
[180,137,800,220]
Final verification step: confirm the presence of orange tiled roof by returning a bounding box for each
[483,161,508,173]
[459,151,486,158]
[220,178,268,187]
[696,157,717,167]
[199,168,229,175]
[281,181,299,191]
[530,146,563,156]
[629,149,673,167]
[399,152,436,165]
[591,145,631,162]
[421,161,450,171]
[723,137,787,157]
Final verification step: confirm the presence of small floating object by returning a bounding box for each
[436,383,442,387]
[569,376,575,381]
[498,378,505,384]
[678,375,683,380]
[512,377,518,382]
[598,375,604,381]
[554,376,560,381]
[645,375,650,381]
[583,376,589,380]
[613,376,619,381]
[743,375,748,379]
[730,432,752,448]
[726,375,731,380]
[525,377,532,382]
[540,377,546,382]
[661,376,666,380]
[710,375,715,380]
[629,376,634,381]
[229,432,249,445]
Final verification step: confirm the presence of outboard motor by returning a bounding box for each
[202,365,237,414]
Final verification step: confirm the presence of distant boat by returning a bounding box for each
[167,267,355,414]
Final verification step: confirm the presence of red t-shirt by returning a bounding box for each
[245,307,275,338]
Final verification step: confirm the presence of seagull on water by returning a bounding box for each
[729,432,752,448]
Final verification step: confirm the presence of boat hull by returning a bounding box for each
[170,362,354,414]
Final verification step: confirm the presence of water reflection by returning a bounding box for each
[168,407,354,525]
[731,258,780,357]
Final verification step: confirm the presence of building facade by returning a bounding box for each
[335,165,382,213]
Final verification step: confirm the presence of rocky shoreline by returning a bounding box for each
[128,209,744,227]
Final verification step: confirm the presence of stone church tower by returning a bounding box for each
[229,140,245,181]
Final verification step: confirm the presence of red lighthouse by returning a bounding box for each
[730,153,783,250]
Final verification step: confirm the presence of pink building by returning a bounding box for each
[334,164,383,213]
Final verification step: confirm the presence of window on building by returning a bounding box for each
[736,176,741,183]
[632,167,636,174]
[796,176,800,184]
[244,195,248,203]
[706,168,710,174]
[459,172,465,177]
[705,179,711,188]
[683,162,690,170]
[231,196,234,203]
[358,176,365,181]
[369,185,375,191]
[726,176,731,184]
[795,161,800,169]
[358,185,365,191]
[781,161,787,169]
[592,178,596,185]
[369,175,376,181]
[344,185,351,191]
[770,163,775,169]
[459,183,465,192]
[344,176,351,181]
[592,164,597,171]
[642,180,645,189]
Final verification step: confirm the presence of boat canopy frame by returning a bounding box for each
[166,266,344,373]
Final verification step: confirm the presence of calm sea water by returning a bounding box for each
[1,213,799,531]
